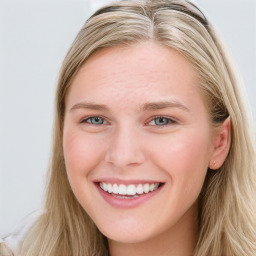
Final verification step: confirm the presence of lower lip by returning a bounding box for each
[95,183,164,209]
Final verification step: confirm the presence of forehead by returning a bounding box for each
[79,42,197,83]
[66,41,206,112]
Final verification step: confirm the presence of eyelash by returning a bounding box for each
[147,116,177,127]
[80,116,107,125]
[80,115,177,127]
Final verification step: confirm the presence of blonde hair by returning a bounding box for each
[20,0,256,255]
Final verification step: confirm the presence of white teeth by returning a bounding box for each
[103,183,108,191]
[107,183,113,193]
[99,182,160,196]
[127,185,136,195]
[136,184,144,195]
[113,184,119,194]
[118,184,127,195]
[143,184,150,193]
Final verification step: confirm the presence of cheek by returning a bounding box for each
[62,128,107,209]
[150,130,211,164]
[148,131,211,194]
[63,128,104,178]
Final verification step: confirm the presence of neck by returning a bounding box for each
[108,205,198,256]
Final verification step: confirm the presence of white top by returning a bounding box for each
[1,211,41,255]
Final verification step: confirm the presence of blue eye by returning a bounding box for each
[83,116,105,125]
[149,117,174,126]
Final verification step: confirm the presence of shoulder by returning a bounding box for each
[1,210,42,255]
[0,240,14,256]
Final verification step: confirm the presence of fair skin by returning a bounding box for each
[63,42,230,256]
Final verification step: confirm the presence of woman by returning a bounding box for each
[2,0,256,255]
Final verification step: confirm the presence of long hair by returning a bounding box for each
[20,0,256,255]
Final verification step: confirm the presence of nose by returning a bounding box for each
[105,126,146,168]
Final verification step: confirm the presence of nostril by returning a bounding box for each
[104,148,145,168]
[104,129,146,168]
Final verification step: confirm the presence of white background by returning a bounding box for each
[1,0,256,235]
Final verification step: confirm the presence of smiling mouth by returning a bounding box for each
[98,182,162,198]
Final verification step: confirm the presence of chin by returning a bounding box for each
[103,230,153,244]
[96,219,159,244]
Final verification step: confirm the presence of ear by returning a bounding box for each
[209,117,231,170]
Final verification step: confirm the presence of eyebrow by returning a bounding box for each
[69,100,190,112]
[142,100,190,112]
[70,102,109,112]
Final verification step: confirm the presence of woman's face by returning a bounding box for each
[63,42,216,243]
